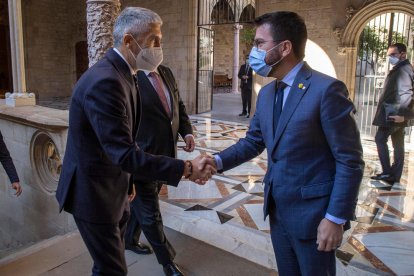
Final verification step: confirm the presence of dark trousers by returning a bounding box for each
[241,88,252,114]
[74,206,130,276]
[269,200,335,276]
[125,182,175,265]
[375,126,405,182]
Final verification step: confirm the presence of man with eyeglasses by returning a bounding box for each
[372,43,414,185]
[198,11,364,275]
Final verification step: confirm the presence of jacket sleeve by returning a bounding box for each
[83,78,184,186]
[218,91,266,171]
[178,94,193,137]
[164,67,193,137]
[238,65,244,80]
[397,67,414,119]
[0,131,19,183]
[320,81,365,220]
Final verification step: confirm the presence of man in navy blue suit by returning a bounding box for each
[0,131,22,197]
[202,11,364,275]
[56,7,214,276]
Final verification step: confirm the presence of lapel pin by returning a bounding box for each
[298,83,306,89]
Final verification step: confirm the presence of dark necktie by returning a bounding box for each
[273,81,287,135]
[149,72,171,117]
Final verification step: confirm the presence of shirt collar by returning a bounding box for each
[113,47,136,75]
[143,69,160,76]
[281,61,305,87]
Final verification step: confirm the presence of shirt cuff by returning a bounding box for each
[214,155,224,171]
[325,213,346,225]
[184,134,194,139]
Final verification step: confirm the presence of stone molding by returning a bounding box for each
[0,103,68,132]
[30,131,62,194]
[86,0,120,67]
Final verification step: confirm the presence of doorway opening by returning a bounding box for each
[355,12,414,138]
[196,0,255,115]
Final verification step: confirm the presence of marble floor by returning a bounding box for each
[159,115,414,275]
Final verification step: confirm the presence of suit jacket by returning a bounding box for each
[0,131,19,183]
[218,62,364,239]
[56,48,184,224]
[238,63,253,91]
[134,65,193,163]
[373,59,414,127]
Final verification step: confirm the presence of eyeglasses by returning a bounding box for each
[252,39,284,48]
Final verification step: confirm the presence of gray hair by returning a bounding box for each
[113,7,162,47]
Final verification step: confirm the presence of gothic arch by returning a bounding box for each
[338,0,414,100]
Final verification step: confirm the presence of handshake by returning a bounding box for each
[183,155,218,184]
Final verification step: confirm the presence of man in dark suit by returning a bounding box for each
[201,12,364,275]
[238,55,253,118]
[56,7,213,276]
[124,64,194,276]
[371,43,414,184]
[0,131,22,196]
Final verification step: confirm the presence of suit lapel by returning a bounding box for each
[270,64,312,156]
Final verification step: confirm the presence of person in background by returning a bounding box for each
[0,131,22,197]
[371,43,414,185]
[238,55,253,118]
[125,63,194,276]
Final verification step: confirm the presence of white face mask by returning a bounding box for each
[388,55,400,66]
[128,36,163,72]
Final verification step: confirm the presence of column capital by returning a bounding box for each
[233,24,243,31]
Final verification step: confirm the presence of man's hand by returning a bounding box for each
[388,115,405,123]
[316,218,344,252]
[128,184,136,202]
[188,155,217,184]
[11,182,22,197]
[183,135,195,152]
[242,75,248,80]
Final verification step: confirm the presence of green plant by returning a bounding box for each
[241,26,255,47]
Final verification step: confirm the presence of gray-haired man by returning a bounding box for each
[56,7,214,276]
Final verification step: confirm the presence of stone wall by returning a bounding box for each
[0,105,73,256]
[212,24,251,79]
[22,0,86,100]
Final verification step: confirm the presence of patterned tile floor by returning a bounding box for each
[160,115,414,275]
[38,94,414,274]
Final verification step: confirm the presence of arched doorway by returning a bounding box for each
[0,0,12,98]
[339,0,414,138]
[354,12,413,137]
[196,0,255,114]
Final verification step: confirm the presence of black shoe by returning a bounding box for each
[163,263,185,276]
[370,173,386,180]
[238,112,247,116]
[246,113,250,118]
[373,174,395,184]
[125,242,153,255]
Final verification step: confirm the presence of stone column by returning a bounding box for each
[6,0,35,106]
[86,0,121,67]
[232,24,243,94]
